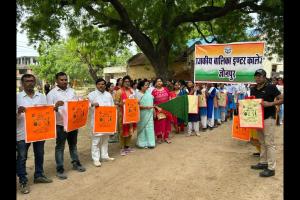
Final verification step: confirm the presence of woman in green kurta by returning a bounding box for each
[136,80,155,148]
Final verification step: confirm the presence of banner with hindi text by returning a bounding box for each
[24,105,56,143]
[123,98,140,124]
[194,42,265,83]
[93,106,117,134]
[63,100,89,132]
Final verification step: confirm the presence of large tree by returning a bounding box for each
[17,0,283,79]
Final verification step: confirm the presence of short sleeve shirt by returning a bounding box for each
[250,83,281,119]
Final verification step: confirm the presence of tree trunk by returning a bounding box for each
[87,64,99,82]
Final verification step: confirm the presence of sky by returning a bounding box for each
[17,30,39,57]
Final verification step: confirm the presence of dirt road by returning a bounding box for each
[17,121,283,200]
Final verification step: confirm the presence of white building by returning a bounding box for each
[262,54,283,78]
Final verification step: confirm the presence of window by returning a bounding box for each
[19,69,27,74]
[272,65,277,72]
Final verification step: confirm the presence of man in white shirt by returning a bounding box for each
[88,78,116,167]
[17,74,53,194]
[47,72,86,180]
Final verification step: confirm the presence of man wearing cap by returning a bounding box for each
[250,69,283,177]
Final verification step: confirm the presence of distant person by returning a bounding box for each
[114,78,122,91]
[44,81,50,95]
[17,74,53,194]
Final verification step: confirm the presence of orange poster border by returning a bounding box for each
[24,105,57,143]
[93,106,117,134]
[64,100,89,132]
[123,99,140,124]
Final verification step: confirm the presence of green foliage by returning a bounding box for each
[32,28,133,83]
[32,41,92,84]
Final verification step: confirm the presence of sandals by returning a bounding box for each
[164,139,171,144]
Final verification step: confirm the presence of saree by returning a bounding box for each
[136,91,155,148]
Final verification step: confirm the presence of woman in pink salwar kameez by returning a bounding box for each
[152,78,172,144]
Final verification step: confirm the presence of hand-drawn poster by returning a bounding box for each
[24,105,56,143]
[232,115,250,141]
[218,92,227,107]
[64,100,89,132]
[93,106,117,134]
[238,99,264,128]
[188,95,199,113]
[198,94,207,107]
[123,99,140,124]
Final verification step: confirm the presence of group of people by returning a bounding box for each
[16,69,283,195]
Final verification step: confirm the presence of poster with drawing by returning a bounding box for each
[64,100,89,132]
[93,106,117,134]
[24,105,56,143]
[238,99,264,128]
[123,98,140,124]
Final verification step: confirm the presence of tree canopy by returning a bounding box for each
[18,0,283,79]
[32,30,133,83]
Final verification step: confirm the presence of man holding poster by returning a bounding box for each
[47,72,86,180]
[115,75,137,156]
[250,69,283,177]
[88,78,116,167]
[17,74,53,194]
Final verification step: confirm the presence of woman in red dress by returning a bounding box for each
[152,78,172,144]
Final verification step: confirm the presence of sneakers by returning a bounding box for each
[120,149,127,156]
[251,163,268,170]
[72,161,86,172]
[101,157,115,162]
[20,183,30,194]
[56,170,68,180]
[125,147,135,153]
[93,161,102,167]
[259,169,275,177]
[34,175,53,183]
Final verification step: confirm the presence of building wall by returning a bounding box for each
[262,54,284,78]
[128,64,156,80]
[127,61,192,80]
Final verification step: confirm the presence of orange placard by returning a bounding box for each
[232,115,250,141]
[64,100,89,132]
[123,98,140,124]
[24,105,56,143]
[93,106,117,134]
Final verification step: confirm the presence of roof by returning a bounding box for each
[127,53,150,66]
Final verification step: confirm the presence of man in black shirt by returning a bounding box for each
[250,69,283,177]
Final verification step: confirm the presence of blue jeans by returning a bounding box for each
[16,140,45,184]
[55,125,79,172]
[279,104,284,123]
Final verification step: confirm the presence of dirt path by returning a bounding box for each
[17,121,283,200]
